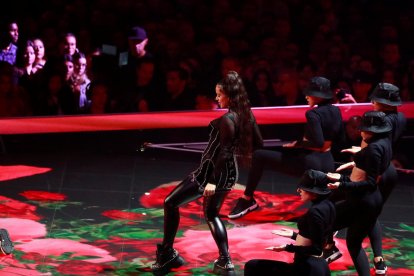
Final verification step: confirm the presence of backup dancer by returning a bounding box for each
[229,76,344,219]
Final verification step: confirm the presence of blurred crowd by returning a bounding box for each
[1,0,414,117]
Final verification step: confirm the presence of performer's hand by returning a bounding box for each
[327,182,341,190]
[272,228,293,238]
[203,183,216,197]
[336,161,355,172]
[341,146,361,154]
[283,141,297,148]
[327,172,341,181]
[265,245,286,252]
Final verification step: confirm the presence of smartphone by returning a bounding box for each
[336,88,347,100]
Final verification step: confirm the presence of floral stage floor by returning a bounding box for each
[0,147,413,276]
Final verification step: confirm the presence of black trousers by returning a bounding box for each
[369,163,398,258]
[162,175,230,257]
[333,188,383,276]
[244,255,330,276]
[244,148,335,197]
[329,164,398,262]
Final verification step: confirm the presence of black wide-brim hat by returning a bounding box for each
[369,82,402,106]
[304,76,333,99]
[297,169,331,195]
[359,111,392,133]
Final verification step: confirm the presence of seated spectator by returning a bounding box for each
[32,38,47,73]
[43,73,66,115]
[0,62,31,117]
[163,66,196,111]
[351,71,375,102]
[61,33,80,59]
[0,21,19,66]
[63,54,75,81]
[61,52,91,114]
[195,92,217,110]
[249,68,276,107]
[273,69,306,106]
[89,81,110,114]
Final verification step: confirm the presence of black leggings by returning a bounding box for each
[333,189,383,276]
[162,176,230,257]
[244,148,335,197]
[244,256,330,276]
[369,164,398,258]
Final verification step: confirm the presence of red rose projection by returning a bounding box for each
[20,191,67,202]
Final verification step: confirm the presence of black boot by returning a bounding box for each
[151,244,185,275]
[213,255,236,276]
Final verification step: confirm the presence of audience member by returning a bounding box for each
[2,0,414,116]
[248,68,276,107]
[32,38,47,73]
[62,52,91,114]
[351,71,375,103]
[273,70,306,106]
[163,66,195,111]
[0,21,19,66]
[61,33,79,58]
[0,62,30,117]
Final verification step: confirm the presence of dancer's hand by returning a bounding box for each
[265,245,286,252]
[283,141,297,148]
[336,161,355,172]
[341,146,361,154]
[203,183,216,196]
[327,172,341,180]
[272,228,293,238]
[328,182,341,190]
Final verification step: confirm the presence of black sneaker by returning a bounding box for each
[323,244,342,263]
[374,258,387,275]
[228,198,258,219]
[0,229,13,255]
[213,256,236,276]
[151,244,185,275]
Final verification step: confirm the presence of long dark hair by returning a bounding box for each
[217,71,253,166]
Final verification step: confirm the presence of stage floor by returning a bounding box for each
[0,138,413,275]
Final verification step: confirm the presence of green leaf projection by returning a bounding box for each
[0,183,413,275]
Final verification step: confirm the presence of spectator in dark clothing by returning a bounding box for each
[0,21,19,66]
[248,68,276,107]
[163,66,196,111]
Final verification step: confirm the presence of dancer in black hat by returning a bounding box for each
[326,111,393,276]
[229,76,344,219]
[329,83,406,274]
[244,169,335,276]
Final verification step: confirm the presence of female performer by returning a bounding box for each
[244,169,335,276]
[151,71,263,276]
[329,83,406,273]
[326,111,392,276]
[229,76,344,219]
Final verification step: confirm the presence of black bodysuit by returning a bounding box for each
[244,102,344,197]
[245,197,335,276]
[334,134,392,276]
[192,113,239,191]
[162,111,262,257]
